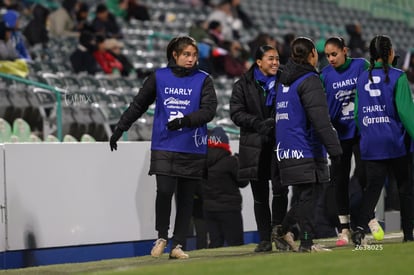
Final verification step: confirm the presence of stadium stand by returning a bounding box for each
[0,0,413,142]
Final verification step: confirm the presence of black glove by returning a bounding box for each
[255,118,275,136]
[167,116,191,131]
[109,128,123,151]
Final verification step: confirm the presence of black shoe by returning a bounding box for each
[254,241,272,252]
[351,227,365,246]
[403,236,413,242]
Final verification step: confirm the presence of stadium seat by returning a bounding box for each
[0,83,12,121]
[1,78,32,124]
[45,134,59,142]
[29,87,58,139]
[0,118,12,143]
[80,134,96,142]
[12,118,31,142]
[64,90,95,140]
[63,134,78,142]
[29,133,42,143]
[10,134,20,143]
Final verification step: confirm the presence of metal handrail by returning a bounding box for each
[0,72,63,141]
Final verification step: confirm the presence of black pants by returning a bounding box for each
[331,138,366,229]
[155,175,198,247]
[356,155,413,239]
[204,210,244,248]
[281,183,319,247]
[250,177,288,242]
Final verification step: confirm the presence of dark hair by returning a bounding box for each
[208,20,221,30]
[291,37,315,65]
[79,30,95,48]
[96,3,108,14]
[324,36,346,49]
[166,36,198,61]
[368,35,392,83]
[78,2,89,13]
[62,0,78,13]
[255,45,276,60]
[95,34,106,44]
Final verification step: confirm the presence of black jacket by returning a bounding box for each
[70,47,102,75]
[202,147,248,212]
[23,4,50,47]
[116,62,217,179]
[230,65,278,181]
[277,59,342,185]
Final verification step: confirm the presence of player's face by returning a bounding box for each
[256,49,279,76]
[174,45,198,68]
[325,44,347,68]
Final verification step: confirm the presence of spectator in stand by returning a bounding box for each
[105,38,136,77]
[48,0,79,38]
[179,0,205,7]
[203,126,249,248]
[93,35,123,75]
[0,0,26,13]
[70,31,102,75]
[346,23,367,58]
[2,9,31,61]
[126,0,150,21]
[207,0,242,41]
[222,40,250,78]
[106,0,150,22]
[92,3,123,39]
[74,2,93,33]
[248,33,278,61]
[230,0,253,29]
[0,20,18,60]
[189,19,209,42]
[22,4,50,48]
[188,19,215,74]
[0,21,28,77]
[207,20,224,46]
[106,0,128,20]
[279,33,295,65]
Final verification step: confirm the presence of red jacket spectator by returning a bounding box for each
[93,35,123,74]
[93,50,123,74]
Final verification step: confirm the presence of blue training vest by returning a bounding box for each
[356,67,407,160]
[321,58,367,140]
[275,72,327,161]
[151,68,208,154]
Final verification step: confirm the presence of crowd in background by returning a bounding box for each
[4,0,413,81]
[0,0,413,254]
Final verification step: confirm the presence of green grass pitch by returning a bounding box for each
[2,233,412,275]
